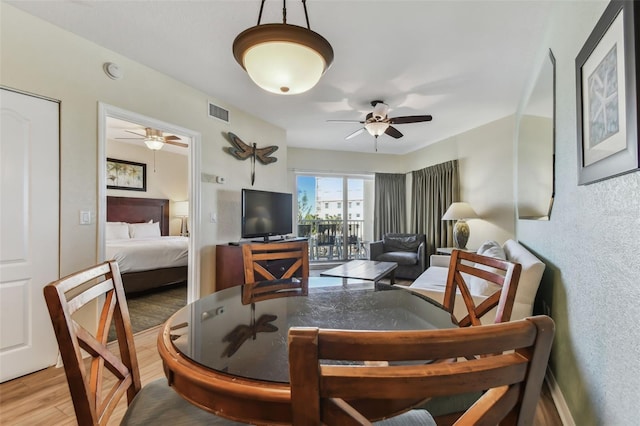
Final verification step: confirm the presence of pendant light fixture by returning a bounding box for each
[233,0,334,95]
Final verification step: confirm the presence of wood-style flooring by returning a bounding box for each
[0,325,563,425]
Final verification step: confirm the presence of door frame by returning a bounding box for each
[97,103,201,302]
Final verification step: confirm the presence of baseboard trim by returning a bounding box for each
[545,367,575,426]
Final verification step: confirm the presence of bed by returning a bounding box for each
[106,196,188,294]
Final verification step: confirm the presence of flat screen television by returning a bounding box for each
[241,189,293,242]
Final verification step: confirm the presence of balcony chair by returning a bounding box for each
[316,223,338,260]
[288,316,555,425]
[43,260,242,425]
[369,233,426,279]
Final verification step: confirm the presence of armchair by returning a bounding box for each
[369,233,426,279]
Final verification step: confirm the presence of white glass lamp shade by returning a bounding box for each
[144,139,164,150]
[233,24,333,95]
[365,121,390,137]
[173,201,189,218]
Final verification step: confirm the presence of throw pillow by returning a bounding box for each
[469,241,506,297]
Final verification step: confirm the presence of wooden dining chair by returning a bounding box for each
[443,249,522,327]
[43,260,243,425]
[242,240,309,283]
[288,315,555,426]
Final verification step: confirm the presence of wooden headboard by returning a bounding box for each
[107,196,170,236]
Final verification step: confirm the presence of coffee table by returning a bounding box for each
[320,259,398,285]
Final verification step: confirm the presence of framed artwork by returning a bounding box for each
[106,158,147,191]
[576,0,639,185]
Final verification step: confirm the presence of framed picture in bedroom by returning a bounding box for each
[575,0,639,185]
[106,158,147,191]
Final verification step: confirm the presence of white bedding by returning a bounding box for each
[106,236,188,274]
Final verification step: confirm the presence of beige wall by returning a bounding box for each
[403,115,516,248]
[1,3,286,295]
[516,1,640,424]
[106,140,188,236]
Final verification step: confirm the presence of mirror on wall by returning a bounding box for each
[518,49,555,220]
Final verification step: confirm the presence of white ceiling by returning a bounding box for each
[8,0,555,155]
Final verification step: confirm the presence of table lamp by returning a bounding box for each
[173,200,189,237]
[441,202,479,249]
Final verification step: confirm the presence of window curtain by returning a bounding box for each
[411,160,459,261]
[373,173,406,240]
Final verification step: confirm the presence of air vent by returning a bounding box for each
[208,101,229,123]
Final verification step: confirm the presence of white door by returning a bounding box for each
[0,88,60,382]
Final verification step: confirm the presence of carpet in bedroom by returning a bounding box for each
[108,283,187,341]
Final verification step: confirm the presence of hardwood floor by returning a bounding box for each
[0,326,564,426]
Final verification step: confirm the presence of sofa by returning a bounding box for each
[403,239,545,324]
[369,233,427,280]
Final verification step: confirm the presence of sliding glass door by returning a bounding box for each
[296,173,374,262]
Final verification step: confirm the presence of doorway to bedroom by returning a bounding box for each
[99,104,201,338]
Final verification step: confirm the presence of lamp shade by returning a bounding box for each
[442,202,479,220]
[173,201,189,217]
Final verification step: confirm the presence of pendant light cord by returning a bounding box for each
[256,0,311,29]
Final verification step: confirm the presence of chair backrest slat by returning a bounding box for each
[443,249,522,326]
[43,260,142,426]
[242,241,309,284]
[289,316,555,426]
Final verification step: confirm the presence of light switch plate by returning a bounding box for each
[80,210,91,225]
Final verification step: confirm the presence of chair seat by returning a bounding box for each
[121,378,245,425]
[375,409,436,425]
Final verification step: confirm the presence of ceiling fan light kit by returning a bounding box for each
[144,139,165,151]
[364,121,389,137]
[233,0,333,95]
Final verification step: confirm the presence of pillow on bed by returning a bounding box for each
[106,222,130,240]
[128,221,161,238]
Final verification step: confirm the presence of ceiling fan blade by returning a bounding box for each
[125,130,146,137]
[165,140,189,148]
[389,115,433,124]
[327,119,365,124]
[385,126,403,139]
[164,135,181,141]
[345,128,365,140]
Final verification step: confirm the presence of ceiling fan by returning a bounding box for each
[328,100,433,151]
[116,127,188,151]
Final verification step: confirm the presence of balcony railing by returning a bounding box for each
[297,219,366,261]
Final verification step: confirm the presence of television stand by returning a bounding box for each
[249,236,309,244]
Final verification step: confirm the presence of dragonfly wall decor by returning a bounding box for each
[223,132,278,185]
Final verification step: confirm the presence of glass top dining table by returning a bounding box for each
[158,276,456,424]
